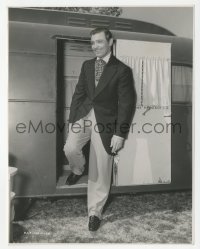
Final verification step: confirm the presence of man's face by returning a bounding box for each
[91,31,113,58]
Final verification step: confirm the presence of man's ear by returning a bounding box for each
[109,38,113,47]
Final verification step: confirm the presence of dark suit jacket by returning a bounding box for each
[69,54,137,155]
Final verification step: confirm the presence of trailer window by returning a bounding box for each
[172,66,192,103]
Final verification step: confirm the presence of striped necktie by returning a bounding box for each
[95,58,106,86]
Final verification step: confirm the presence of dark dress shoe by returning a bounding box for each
[88,215,101,231]
[65,172,82,185]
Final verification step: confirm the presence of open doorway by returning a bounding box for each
[56,38,94,188]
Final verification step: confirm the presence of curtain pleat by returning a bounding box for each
[128,57,171,108]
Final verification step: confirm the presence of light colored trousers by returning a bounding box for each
[63,108,113,219]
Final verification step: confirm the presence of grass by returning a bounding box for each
[13,190,192,243]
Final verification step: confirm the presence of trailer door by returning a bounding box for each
[114,40,171,186]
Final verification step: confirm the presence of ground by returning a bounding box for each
[12,190,192,243]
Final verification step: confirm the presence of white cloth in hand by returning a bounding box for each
[110,135,125,154]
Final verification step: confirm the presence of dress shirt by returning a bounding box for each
[96,51,112,64]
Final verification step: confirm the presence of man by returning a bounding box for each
[63,27,136,231]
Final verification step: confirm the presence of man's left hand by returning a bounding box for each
[110,135,125,154]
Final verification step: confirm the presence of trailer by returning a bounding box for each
[9,8,192,198]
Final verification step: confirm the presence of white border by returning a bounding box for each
[0,1,199,249]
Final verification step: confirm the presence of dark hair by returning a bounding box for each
[90,27,113,42]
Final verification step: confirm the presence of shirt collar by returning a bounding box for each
[96,51,112,64]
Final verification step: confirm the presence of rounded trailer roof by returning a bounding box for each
[9,8,192,66]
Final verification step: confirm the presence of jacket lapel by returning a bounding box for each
[86,55,118,99]
[94,55,118,98]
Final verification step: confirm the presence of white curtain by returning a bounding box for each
[119,56,171,118]
[120,56,171,108]
[116,40,171,109]
[120,56,143,105]
[143,57,171,107]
